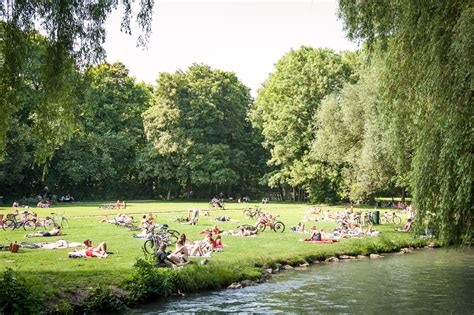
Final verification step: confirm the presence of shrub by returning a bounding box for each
[122,258,172,304]
[83,286,127,314]
[0,268,42,314]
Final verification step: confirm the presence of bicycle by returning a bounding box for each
[380,211,402,225]
[243,206,262,219]
[209,198,225,210]
[2,213,37,231]
[42,213,69,229]
[143,225,180,255]
[256,219,285,233]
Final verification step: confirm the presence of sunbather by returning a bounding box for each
[304,226,321,241]
[396,218,413,232]
[84,239,108,258]
[25,226,61,238]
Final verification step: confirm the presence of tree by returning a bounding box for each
[250,46,359,201]
[0,1,154,160]
[338,0,473,244]
[46,62,152,199]
[142,64,257,198]
[313,57,397,201]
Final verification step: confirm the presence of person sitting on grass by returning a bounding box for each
[303,226,321,241]
[189,233,213,257]
[396,218,413,232]
[168,235,190,263]
[156,243,180,268]
[291,222,306,233]
[25,225,61,238]
[212,235,225,250]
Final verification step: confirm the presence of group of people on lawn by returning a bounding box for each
[11,200,415,265]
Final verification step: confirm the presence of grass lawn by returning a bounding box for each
[0,200,420,307]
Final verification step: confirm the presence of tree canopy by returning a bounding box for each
[338,0,473,244]
[250,46,360,201]
[142,64,265,199]
[0,1,155,161]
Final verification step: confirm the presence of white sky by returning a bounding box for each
[104,0,358,95]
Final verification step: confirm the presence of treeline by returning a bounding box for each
[0,36,269,200]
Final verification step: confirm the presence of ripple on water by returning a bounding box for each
[135,249,474,314]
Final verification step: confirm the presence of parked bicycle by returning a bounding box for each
[1,213,37,231]
[380,211,402,225]
[42,213,69,229]
[243,206,263,219]
[143,225,180,255]
[209,198,225,210]
[256,218,285,233]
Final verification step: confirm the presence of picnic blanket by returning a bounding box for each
[304,239,339,244]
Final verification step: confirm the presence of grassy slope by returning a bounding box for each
[0,201,418,300]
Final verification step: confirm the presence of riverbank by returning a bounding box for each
[0,201,430,313]
[137,247,474,314]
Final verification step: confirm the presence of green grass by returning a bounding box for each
[0,201,424,309]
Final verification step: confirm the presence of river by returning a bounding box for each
[134,248,474,314]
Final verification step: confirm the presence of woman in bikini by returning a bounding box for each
[84,239,108,258]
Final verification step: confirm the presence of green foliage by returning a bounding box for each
[313,57,397,201]
[338,0,473,244]
[250,47,360,200]
[83,286,127,314]
[142,64,264,198]
[0,1,154,160]
[47,62,152,199]
[122,258,173,304]
[0,268,42,314]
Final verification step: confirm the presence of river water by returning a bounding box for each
[135,248,474,314]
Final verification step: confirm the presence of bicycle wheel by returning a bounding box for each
[143,239,156,255]
[380,216,387,224]
[23,220,37,231]
[393,216,402,225]
[2,219,14,230]
[243,209,252,218]
[273,221,285,233]
[60,218,69,229]
[166,229,180,245]
[257,223,266,232]
[42,218,55,229]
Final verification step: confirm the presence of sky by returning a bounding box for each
[104,0,358,95]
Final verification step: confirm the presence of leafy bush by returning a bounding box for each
[0,268,42,314]
[122,258,172,304]
[83,286,127,314]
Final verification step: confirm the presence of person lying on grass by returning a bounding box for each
[200,225,224,235]
[40,240,83,249]
[237,225,258,237]
[25,226,61,238]
[290,222,306,233]
[68,242,108,259]
[215,214,231,222]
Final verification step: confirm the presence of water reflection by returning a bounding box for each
[135,249,474,314]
